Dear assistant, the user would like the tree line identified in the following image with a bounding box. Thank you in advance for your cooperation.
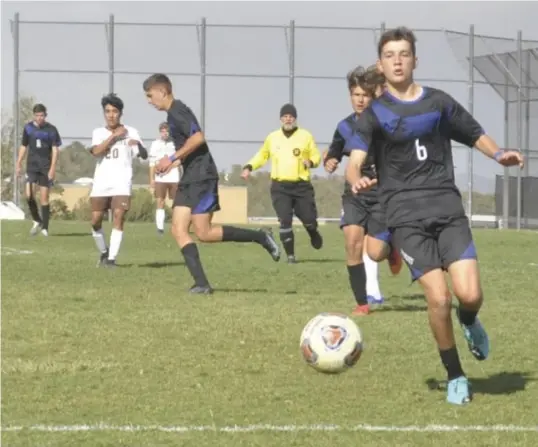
[1,98,496,221]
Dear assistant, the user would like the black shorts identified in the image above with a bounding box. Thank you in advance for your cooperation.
[340,192,390,242]
[26,171,52,188]
[391,215,476,281]
[173,179,221,215]
[270,180,317,226]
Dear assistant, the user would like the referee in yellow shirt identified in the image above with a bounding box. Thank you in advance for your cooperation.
[241,104,322,263]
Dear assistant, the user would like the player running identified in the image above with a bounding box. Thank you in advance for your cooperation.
[143,73,280,294]
[89,94,148,267]
[324,65,401,316]
[346,27,524,404]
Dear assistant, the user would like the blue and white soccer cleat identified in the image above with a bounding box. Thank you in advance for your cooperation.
[367,295,385,305]
[457,310,490,361]
[447,376,472,405]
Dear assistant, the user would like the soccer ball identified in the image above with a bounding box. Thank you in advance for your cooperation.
[300,313,363,374]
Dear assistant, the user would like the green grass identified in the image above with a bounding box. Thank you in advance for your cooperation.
[2,221,538,447]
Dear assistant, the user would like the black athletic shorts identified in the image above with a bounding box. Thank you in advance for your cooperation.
[173,179,221,214]
[340,192,390,242]
[270,180,318,226]
[391,215,476,281]
[26,170,52,188]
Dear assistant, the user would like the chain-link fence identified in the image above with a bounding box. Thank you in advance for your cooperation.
[7,15,538,228]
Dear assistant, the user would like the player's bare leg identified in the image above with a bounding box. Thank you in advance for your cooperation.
[190,213,280,261]
[25,182,42,236]
[91,208,108,266]
[362,236,384,304]
[367,236,402,275]
[38,185,51,236]
[448,259,489,361]
[172,206,213,293]
[343,225,369,316]
[418,269,470,405]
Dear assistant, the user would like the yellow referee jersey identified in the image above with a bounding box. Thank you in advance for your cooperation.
[245,128,321,182]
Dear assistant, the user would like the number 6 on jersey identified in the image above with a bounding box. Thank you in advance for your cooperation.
[415,139,428,161]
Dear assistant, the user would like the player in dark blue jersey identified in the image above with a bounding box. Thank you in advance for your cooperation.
[323,65,401,316]
[143,74,280,294]
[346,27,524,405]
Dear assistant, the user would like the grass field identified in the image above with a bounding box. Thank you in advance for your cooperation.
[2,221,538,447]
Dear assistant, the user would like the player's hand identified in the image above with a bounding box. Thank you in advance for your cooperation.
[47,169,55,181]
[495,150,524,168]
[241,169,251,180]
[156,155,172,173]
[15,165,22,177]
[302,160,313,168]
[351,177,377,194]
[324,157,339,174]
[112,126,127,139]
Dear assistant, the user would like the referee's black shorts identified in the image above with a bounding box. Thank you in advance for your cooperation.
[270,180,317,226]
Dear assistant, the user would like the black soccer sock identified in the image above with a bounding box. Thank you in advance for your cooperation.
[181,243,210,287]
[41,204,50,231]
[347,263,367,306]
[27,198,41,223]
[279,228,295,257]
[457,307,478,326]
[221,226,265,244]
[439,346,465,380]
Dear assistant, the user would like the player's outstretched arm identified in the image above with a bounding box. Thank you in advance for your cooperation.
[243,137,271,173]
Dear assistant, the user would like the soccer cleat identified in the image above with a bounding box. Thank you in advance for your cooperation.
[457,310,490,361]
[157,229,164,236]
[261,229,281,262]
[97,250,109,267]
[367,295,385,305]
[189,284,214,295]
[387,245,402,275]
[40,229,49,237]
[287,255,297,264]
[104,259,117,268]
[309,231,323,250]
[29,222,42,236]
[351,304,370,316]
[446,376,472,405]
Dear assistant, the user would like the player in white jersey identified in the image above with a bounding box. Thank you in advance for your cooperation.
[89,94,148,267]
[149,122,182,235]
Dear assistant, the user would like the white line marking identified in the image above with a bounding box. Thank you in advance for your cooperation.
[2,424,538,433]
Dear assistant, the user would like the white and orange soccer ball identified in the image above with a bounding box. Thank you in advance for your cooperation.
[300,313,363,374]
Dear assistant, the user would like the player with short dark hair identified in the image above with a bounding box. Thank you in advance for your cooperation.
[143,73,280,294]
[346,26,524,404]
[16,103,62,236]
[241,104,323,264]
[89,93,148,267]
[323,65,401,316]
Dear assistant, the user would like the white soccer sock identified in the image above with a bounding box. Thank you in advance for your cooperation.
[108,229,123,261]
[156,208,165,230]
[364,252,382,298]
[92,229,108,253]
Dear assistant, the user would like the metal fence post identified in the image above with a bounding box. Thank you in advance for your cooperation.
[12,12,20,206]
[200,17,207,130]
[524,47,531,229]
[516,30,523,230]
[289,20,295,104]
[467,25,475,222]
[502,75,510,228]
[107,14,115,223]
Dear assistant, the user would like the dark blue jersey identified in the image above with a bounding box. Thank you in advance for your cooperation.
[22,122,62,172]
[348,87,484,226]
[327,113,377,197]
[167,100,218,184]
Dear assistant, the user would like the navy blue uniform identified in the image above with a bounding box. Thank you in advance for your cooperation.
[167,100,220,214]
[349,88,484,279]
[327,113,388,241]
[22,122,62,187]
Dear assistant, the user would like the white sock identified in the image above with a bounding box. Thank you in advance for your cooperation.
[108,229,123,261]
[92,229,107,253]
[156,208,165,230]
[364,252,382,298]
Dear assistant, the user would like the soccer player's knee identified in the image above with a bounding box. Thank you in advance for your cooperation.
[344,236,363,259]
[427,293,453,313]
[454,285,483,308]
[194,227,211,242]
[303,221,318,231]
[279,219,293,231]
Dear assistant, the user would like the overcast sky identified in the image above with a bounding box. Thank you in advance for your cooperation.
[2,1,538,191]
